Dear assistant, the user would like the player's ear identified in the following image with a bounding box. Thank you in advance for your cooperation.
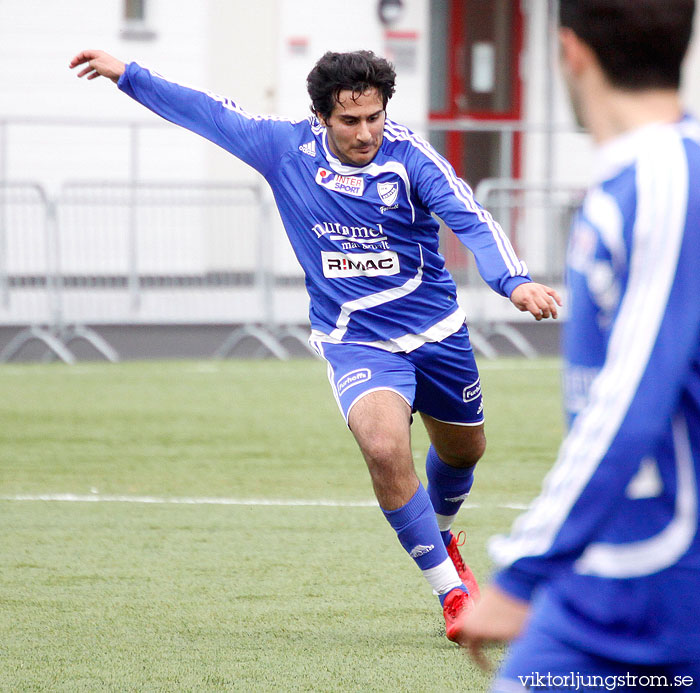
[559,27,595,77]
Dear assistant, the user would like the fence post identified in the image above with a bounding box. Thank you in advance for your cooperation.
[45,196,64,338]
[499,129,514,180]
[0,176,8,309]
[128,124,141,313]
[0,121,8,309]
[258,189,276,330]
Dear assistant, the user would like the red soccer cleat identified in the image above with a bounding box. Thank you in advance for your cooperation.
[446,531,481,602]
[443,587,474,643]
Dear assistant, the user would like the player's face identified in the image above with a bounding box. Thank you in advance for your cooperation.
[320,88,385,166]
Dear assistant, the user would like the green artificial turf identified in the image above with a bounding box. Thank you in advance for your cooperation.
[0,357,563,691]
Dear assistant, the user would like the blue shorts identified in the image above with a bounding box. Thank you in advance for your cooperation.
[311,324,484,426]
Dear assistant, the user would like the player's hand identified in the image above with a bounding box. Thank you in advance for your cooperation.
[510,282,562,320]
[456,584,531,671]
[69,49,126,84]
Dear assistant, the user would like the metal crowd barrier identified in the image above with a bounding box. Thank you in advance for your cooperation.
[444,178,586,358]
[0,181,311,363]
[0,182,81,362]
[0,179,585,363]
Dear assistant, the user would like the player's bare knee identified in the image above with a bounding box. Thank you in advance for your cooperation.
[438,430,486,468]
[464,436,486,466]
[357,431,410,480]
[361,436,404,470]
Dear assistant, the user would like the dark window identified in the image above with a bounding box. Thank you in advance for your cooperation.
[124,0,146,20]
[121,0,156,41]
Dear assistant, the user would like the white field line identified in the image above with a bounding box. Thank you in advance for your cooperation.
[479,360,559,371]
[0,493,529,510]
[0,360,560,376]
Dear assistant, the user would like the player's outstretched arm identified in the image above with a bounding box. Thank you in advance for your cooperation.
[510,282,562,321]
[70,49,126,84]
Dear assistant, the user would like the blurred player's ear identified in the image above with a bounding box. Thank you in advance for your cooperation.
[558,27,594,78]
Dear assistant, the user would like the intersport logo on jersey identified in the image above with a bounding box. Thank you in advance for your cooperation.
[315,167,365,196]
[322,251,400,277]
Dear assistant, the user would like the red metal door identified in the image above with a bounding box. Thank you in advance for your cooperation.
[429,0,524,266]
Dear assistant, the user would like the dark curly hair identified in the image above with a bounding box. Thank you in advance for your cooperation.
[560,0,695,89]
[306,50,396,121]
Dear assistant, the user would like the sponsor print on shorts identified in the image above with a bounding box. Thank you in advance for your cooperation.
[462,378,482,403]
[315,167,364,196]
[337,368,372,396]
[322,250,400,277]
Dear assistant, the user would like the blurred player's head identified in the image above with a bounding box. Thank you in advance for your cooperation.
[559,0,695,90]
[307,51,396,166]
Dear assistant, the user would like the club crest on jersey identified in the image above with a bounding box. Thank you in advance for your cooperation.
[315,168,365,197]
[377,181,399,207]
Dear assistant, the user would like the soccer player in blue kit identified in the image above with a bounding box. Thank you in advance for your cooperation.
[70,45,561,641]
[458,0,700,688]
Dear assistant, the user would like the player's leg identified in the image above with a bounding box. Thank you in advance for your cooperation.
[348,391,464,589]
[348,389,472,639]
[410,325,485,592]
[311,340,471,637]
[421,415,484,598]
[421,415,484,546]
[346,389,417,509]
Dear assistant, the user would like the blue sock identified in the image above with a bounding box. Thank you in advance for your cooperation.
[425,445,475,546]
[381,482,449,572]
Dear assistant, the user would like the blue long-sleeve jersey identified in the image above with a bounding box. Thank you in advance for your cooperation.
[490,117,700,662]
[118,63,530,351]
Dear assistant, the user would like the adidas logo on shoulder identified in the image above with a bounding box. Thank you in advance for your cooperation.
[299,141,316,157]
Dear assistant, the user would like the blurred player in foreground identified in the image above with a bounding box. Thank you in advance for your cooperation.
[457,0,700,687]
[69,45,560,642]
